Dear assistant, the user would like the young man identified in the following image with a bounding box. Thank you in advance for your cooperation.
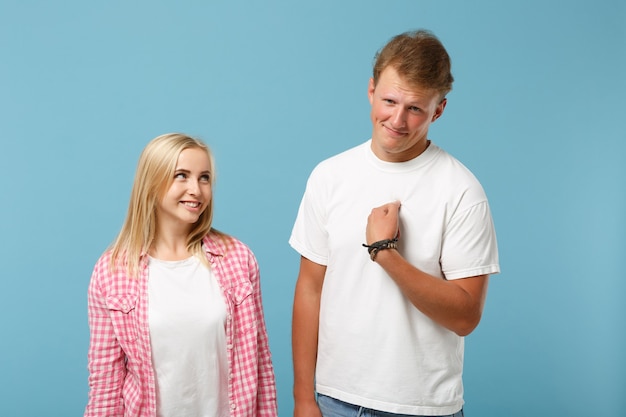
[289,30,500,417]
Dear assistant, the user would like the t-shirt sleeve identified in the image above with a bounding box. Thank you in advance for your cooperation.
[289,167,329,266]
[440,200,500,280]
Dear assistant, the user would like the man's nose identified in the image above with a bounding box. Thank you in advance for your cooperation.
[391,107,406,128]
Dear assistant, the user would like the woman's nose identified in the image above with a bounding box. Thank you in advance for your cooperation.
[187,180,200,195]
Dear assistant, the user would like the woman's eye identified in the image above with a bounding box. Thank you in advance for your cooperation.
[200,175,211,182]
[175,172,187,179]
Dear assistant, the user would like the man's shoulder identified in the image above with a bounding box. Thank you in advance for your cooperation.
[312,140,369,173]
[429,144,481,182]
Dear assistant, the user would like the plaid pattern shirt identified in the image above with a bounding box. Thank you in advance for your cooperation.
[85,234,278,417]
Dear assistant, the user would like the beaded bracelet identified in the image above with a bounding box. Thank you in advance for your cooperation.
[362,238,398,261]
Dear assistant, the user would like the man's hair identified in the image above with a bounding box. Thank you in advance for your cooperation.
[372,29,454,98]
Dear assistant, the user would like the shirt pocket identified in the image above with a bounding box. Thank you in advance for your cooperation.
[106,294,139,343]
[230,281,258,336]
[231,280,253,306]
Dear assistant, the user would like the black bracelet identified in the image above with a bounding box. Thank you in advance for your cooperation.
[362,238,398,261]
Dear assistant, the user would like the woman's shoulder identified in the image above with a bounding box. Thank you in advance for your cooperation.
[204,231,253,255]
[90,249,137,292]
[92,249,114,274]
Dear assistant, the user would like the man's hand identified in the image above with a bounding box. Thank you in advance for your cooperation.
[294,398,323,417]
[366,200,401,244]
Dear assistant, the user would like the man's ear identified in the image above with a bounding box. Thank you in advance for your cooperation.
[432,98,447,122]
[368,78,376,104]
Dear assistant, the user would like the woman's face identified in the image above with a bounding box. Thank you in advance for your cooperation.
[156,147,212,233]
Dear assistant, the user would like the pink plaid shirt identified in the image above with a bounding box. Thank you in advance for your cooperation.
[85,234,278,417]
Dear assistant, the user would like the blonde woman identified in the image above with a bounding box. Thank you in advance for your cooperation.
[85,133,277,417]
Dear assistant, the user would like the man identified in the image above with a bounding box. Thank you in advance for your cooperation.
[289,30,500,417]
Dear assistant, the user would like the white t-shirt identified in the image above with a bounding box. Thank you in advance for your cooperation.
[290,140,500,415]
[148,255,229,417]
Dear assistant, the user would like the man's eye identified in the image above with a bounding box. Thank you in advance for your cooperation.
[409,106,421,112]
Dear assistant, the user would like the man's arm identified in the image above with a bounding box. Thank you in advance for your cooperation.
[292,256,326,417]
[366,201,489,336]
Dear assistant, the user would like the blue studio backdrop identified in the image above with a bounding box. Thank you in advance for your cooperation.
[1,1,624,416]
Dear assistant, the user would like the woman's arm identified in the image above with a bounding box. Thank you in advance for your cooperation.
[84,266,126,417]
[250,253,278,417]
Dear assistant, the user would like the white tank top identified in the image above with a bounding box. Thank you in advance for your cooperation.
[148,255,229,417]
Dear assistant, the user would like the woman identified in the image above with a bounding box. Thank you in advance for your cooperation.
[85,133,277,417]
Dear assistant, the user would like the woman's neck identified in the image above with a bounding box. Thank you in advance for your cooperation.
[150,230,192,261]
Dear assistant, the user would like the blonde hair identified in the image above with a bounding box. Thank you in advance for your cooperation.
[110,133,225,277]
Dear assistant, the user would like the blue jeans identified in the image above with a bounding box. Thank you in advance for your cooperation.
[317,394,464,417]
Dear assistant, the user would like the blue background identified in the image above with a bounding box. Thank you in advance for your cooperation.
[1,1,624,415]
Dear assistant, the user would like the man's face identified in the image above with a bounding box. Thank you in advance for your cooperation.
[368,66,446,162]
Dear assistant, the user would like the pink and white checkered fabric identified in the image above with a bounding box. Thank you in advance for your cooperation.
[84,234,278,417]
